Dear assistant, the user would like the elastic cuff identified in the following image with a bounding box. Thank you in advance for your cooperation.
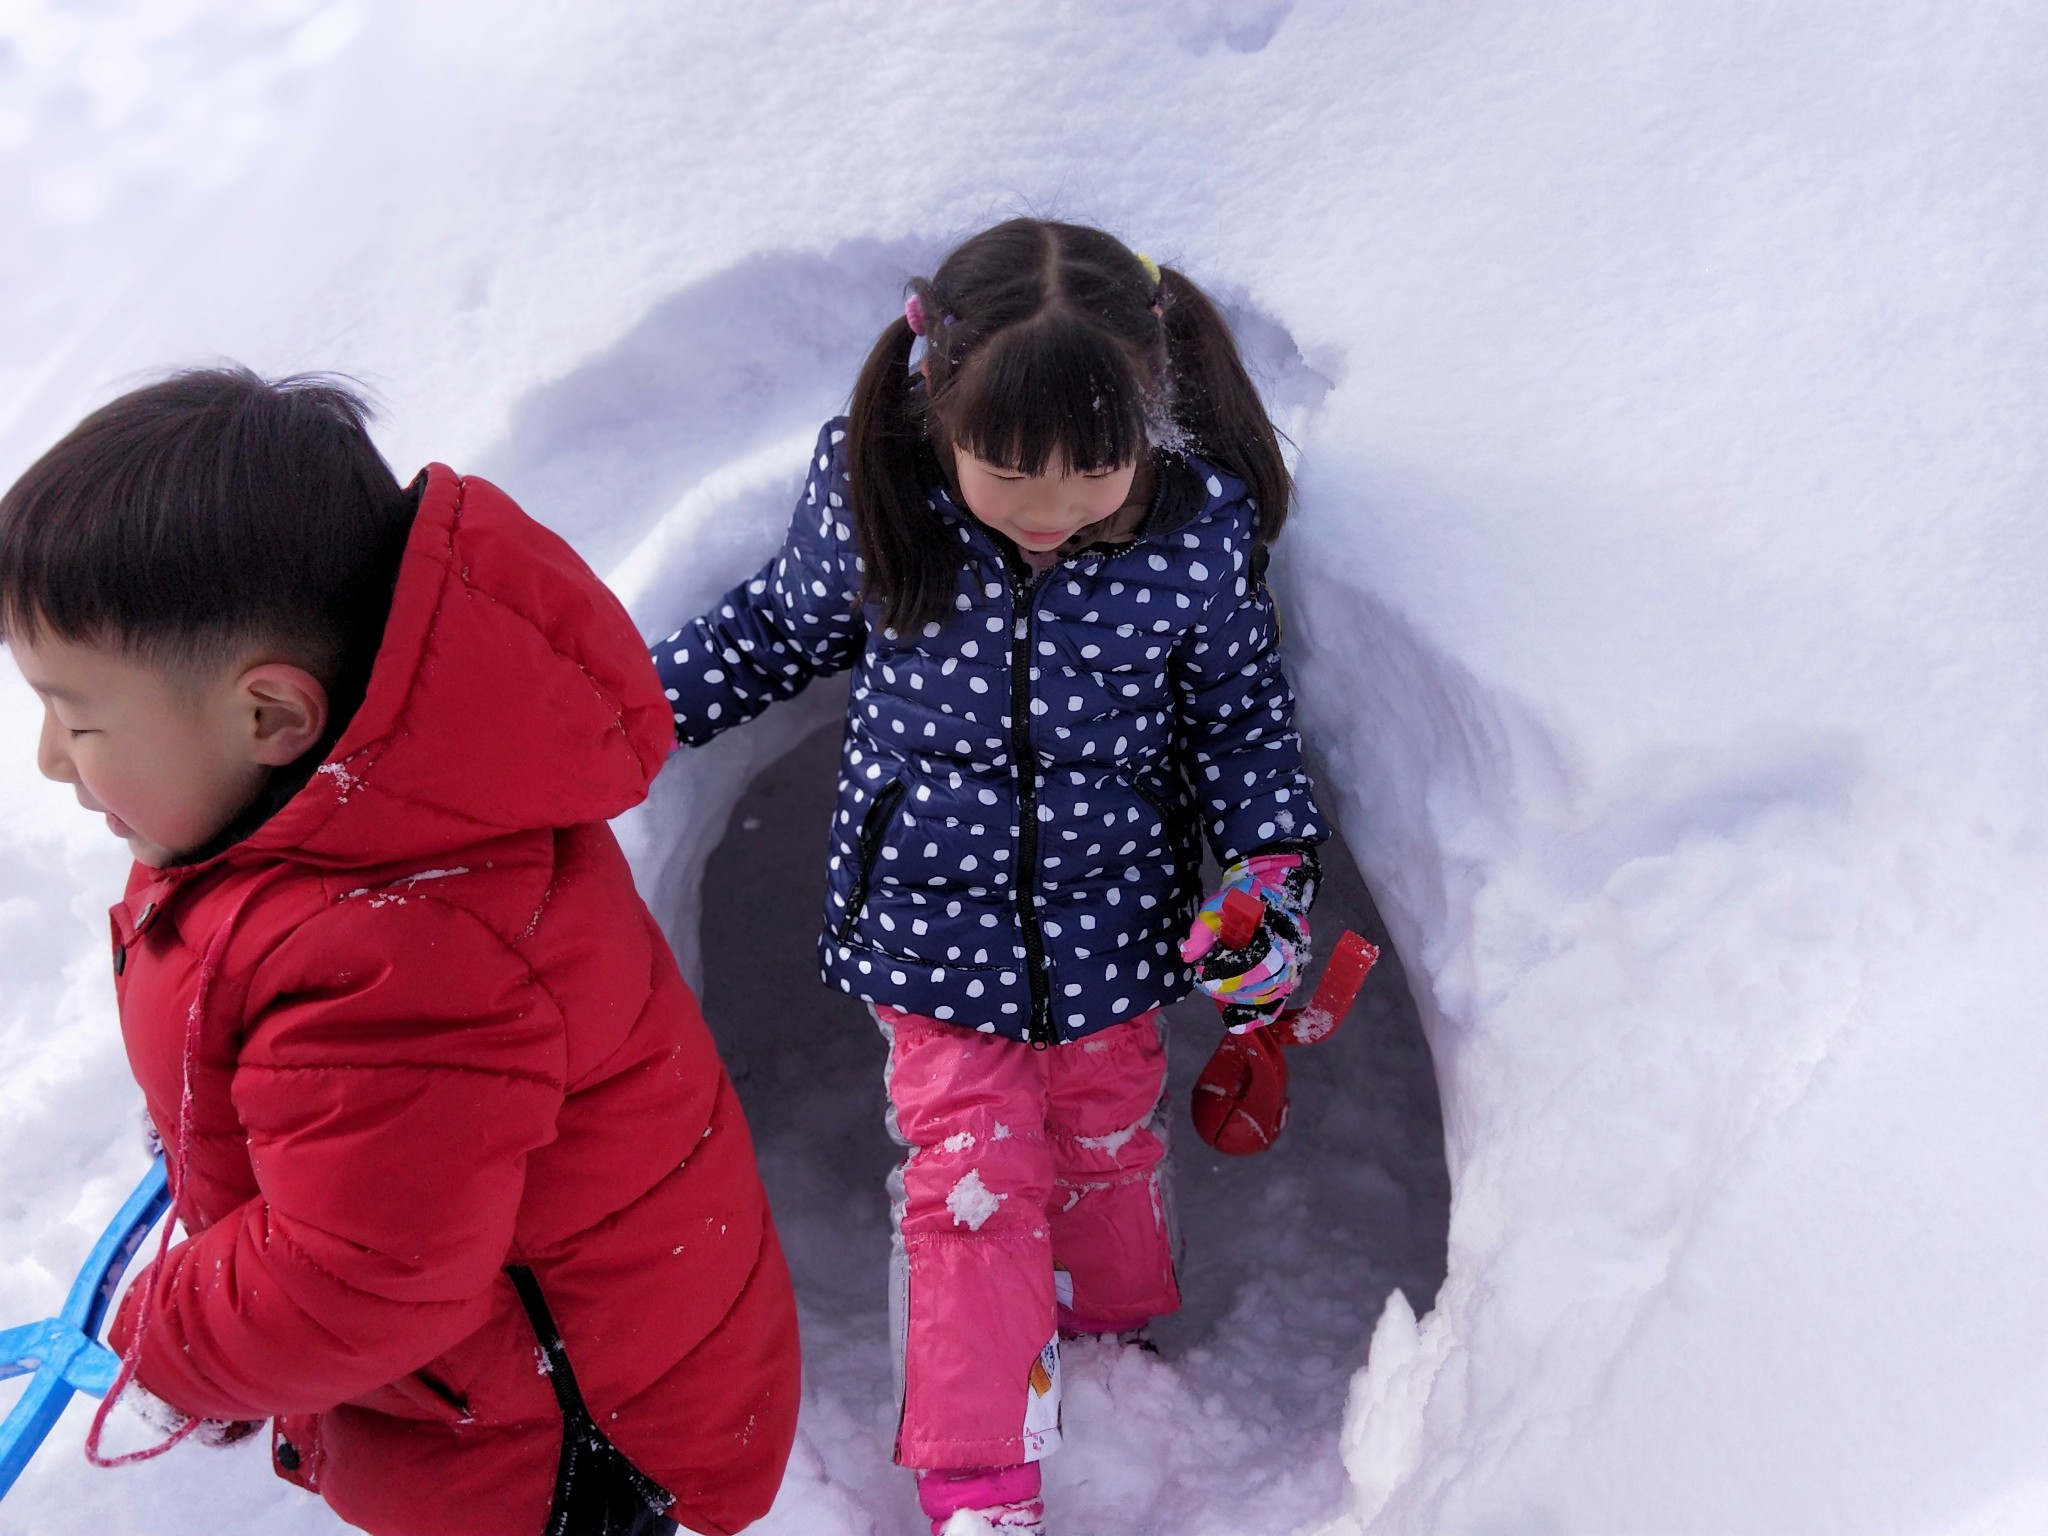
[123,1382,262,1449]
[121,1379,192,1438]
[916,1464,1043,1521]
[1236,841,1321,911]
[1239,839,1321,872]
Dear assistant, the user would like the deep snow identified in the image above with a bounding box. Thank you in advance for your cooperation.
[3,2,2046,1534]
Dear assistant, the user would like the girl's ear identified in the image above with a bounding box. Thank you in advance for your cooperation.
[235,663,330,766]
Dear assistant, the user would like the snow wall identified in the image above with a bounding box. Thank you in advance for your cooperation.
[1,3,2043,1533]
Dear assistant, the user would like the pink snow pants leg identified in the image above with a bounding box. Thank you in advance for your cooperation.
[878,1006,1180,1471]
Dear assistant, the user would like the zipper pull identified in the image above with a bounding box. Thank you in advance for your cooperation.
[1028,996,1055,1049]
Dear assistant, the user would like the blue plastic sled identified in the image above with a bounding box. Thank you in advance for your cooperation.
[0,1159,170,1499]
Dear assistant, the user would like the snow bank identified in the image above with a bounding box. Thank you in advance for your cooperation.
[1271,7,2048,1529]
[2,2,2043,1533]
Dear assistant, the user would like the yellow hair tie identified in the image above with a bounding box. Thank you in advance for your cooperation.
[1136,252,1162,290]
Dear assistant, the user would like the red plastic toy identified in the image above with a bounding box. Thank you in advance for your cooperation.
[1189,890,1380,1156]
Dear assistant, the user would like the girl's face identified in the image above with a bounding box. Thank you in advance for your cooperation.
[951,449,1140,555]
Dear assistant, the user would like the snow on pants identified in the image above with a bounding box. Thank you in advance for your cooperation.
[876,1005,1182,1471]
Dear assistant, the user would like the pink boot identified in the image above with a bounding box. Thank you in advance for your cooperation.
[917,1464,1047,1535]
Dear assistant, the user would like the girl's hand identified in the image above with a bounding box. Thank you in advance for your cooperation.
[1179,850,1319,1032]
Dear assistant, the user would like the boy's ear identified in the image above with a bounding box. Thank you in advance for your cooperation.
[236,664,330,767]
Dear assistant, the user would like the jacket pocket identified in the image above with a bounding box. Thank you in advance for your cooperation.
[359,1366,475,1426]
[837,778,907,941]
[1129,774,1174,829]
[1127,770,1196,854]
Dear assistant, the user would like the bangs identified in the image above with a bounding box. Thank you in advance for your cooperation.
[936,310,1153,475]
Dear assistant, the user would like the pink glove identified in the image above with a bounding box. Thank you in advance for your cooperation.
[1179,850,1318,1032]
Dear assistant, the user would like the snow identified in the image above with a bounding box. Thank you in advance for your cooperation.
[3,3,2045,1535]
[944,1170,1005,1234]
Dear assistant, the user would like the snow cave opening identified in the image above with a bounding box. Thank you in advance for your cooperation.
[479,234,1451,1465]
[689,716,1450,1437]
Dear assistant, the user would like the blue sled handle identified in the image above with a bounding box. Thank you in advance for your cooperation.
[0,1159,171,1499]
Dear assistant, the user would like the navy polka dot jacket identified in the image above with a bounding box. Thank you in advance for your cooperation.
[654,420,1327,1045]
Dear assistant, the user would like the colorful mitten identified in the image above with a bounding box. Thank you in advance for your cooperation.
[1179,849,1319,1032]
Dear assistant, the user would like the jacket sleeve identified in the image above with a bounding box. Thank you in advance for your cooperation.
[110,899,565,1420]
[1172,520,1329,868]
[653,420,867,747]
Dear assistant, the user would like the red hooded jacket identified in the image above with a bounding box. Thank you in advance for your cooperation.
[103,466,798,1535]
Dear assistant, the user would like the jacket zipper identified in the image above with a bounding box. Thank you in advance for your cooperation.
[997,544,1056,1047]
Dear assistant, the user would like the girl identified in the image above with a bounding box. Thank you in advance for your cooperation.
[653,218,1326,1535]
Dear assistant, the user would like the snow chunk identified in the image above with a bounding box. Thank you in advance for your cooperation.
[945,1169,1005,1231]
[315,761,364,802]
[1073,1122,1142,1157]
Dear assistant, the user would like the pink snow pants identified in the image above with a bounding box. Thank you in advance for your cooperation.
[877,1006,1182,1470]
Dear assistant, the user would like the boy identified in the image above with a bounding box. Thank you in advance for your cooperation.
[0,369,799,1536]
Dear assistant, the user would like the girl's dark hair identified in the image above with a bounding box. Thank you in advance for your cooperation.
[847,219,1291,632]
[0,366,416,724]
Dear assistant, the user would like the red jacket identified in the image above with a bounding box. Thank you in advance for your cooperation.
[104,466,798,1536]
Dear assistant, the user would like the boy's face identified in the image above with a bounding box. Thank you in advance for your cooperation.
[9,632,328,868]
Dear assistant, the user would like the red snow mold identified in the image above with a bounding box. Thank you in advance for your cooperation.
[1191,908,1380,1155]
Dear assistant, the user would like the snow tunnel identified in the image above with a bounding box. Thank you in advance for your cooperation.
[679,718,1450,1508]
[557,238,1455,1529]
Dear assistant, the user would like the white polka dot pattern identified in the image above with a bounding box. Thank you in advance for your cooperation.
[652,419,1326,1043]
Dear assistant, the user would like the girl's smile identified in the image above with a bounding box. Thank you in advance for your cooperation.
[949,449,1149,558]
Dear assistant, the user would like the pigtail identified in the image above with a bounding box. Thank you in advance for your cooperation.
[1156,267,1293,543]
[846,228,1287,632]
[846,310,956,634]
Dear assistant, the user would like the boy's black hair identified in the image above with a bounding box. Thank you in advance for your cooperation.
[847,219,1292,632]
[0,366,417,728]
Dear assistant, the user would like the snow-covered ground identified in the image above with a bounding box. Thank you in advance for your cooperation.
[3,3,2044,1534]
[671,721,1446,1536]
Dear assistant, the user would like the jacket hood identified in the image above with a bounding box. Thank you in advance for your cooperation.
[218,465,670,873]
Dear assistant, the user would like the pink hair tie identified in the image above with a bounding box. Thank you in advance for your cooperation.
[904,293,928,337]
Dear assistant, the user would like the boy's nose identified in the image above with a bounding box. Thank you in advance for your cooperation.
[35,710,76,784]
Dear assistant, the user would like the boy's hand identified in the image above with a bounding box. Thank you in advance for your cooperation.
[1179,849,1318,1032]
[121,1377,262,1449]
